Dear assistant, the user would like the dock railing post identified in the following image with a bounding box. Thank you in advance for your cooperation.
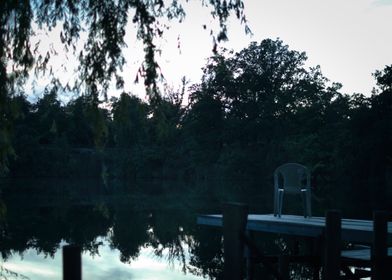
[63,245,82,280]
[223,202,249,280]
[323,210,341,280]
[372,210,388,280]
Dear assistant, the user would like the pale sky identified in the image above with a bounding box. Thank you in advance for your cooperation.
[28,0,392,101]
[154,0,392,96]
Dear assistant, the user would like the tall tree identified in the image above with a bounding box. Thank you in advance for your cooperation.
[112,92,148,148]
[189,39,342,179]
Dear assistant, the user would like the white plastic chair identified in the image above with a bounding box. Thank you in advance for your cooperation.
[273,163,312,218]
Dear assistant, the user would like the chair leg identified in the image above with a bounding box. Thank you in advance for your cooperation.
[306,192,312,218]
[278,190,284,217]
[301,190,307,218]
[274,189,278,216]
[301,190,312,218]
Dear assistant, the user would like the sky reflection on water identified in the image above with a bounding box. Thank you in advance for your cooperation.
[3,238,204,280]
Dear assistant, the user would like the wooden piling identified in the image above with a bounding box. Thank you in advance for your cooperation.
[372,211,388,280]
[245,230,255,280]
[324,210,341,280]
[223,202,249,280]
[278,254,290,280]
[63,245,82,280]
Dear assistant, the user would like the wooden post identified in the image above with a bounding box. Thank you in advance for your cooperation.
[323,210,341,280]
[311,236,322,280]
[63,245,82,280]
[223,202,249,280]
[278,254,290,280]
[245,230,255,280]
[372,211,388,280]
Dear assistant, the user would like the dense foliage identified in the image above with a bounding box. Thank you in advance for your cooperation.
[6,39,392,212]
[0,0,248,175]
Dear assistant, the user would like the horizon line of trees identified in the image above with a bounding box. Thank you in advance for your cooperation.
[4,39,392,210]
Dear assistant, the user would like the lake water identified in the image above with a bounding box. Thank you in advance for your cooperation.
[0,178,365,279]
[0,178,273,280]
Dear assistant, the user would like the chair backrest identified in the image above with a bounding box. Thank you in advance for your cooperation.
[274,163,310,194]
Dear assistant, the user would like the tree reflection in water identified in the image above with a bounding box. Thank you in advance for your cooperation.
[0,180,344,279]
[0,178,324,279]
[0,179,227,279]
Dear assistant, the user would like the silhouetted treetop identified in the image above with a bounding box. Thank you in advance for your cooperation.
[197,39,339,119]
[374,65,392,92]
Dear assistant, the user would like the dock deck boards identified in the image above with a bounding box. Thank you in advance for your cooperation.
[197,214,392,243]
[341,247,392,261]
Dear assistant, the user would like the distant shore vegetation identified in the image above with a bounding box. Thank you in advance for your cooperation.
[2,39,392,210]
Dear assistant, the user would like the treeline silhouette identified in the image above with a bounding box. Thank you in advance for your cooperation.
[7,39,392,210]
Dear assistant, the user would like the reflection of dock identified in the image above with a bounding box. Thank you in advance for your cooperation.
[197,203,392,279]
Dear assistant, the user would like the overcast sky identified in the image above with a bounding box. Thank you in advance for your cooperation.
[29,0,392,101]
[152,0,392,97]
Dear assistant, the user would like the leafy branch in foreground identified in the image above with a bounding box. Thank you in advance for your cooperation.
[0,0,249,175]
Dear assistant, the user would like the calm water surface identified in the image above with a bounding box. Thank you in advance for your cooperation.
[1,177,358,279]
[0,178,269,280]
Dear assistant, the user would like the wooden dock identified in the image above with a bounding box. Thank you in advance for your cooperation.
[342,247,392,260]
[197,204,392,280]
[197,213,392,243]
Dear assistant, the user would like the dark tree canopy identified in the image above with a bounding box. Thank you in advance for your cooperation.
[0,0,248,174]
